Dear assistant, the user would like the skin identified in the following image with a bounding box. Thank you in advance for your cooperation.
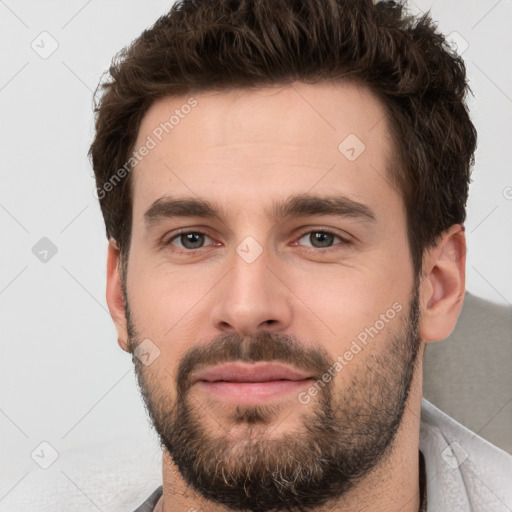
[106,81,466,511]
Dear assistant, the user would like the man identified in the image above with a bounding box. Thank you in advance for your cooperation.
[89,0,512,511]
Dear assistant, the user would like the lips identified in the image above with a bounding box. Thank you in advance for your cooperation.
[190,362,313,384]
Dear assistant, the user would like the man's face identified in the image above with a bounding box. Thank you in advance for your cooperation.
[121,82,421,510]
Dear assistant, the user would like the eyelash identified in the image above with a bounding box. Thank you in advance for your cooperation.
[162,228,351,253]
[294,230,351,252]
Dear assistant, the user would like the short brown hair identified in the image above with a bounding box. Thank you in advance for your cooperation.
[89,0,476,277]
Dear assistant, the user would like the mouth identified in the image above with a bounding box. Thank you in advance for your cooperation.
[190,362,315,403]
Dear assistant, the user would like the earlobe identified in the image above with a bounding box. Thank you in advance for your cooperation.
[106,239,130,352]
[419,225,466,342]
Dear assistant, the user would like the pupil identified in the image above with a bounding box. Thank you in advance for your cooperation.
[311,232,333,248]
[182,233,204,249]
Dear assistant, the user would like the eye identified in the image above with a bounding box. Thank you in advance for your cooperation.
[297,230,346,249]
[167,231,214,250]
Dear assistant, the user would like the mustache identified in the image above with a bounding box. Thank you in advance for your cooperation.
[175,331,333,394]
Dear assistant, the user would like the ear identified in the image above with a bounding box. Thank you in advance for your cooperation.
[106,238,130,352]
[419,224,466,342]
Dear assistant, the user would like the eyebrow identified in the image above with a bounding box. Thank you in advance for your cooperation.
[267,193,376,223]
[143,193,376,229]
[144,197,224,228]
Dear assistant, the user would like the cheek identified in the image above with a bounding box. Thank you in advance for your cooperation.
[127,248,213,333]
[126,255,222,382]
[287,259,407,346]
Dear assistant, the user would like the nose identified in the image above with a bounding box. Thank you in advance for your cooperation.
[210,244,293,337]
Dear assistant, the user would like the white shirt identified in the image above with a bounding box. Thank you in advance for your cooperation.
[4,400,510,511]
[419,399,512,511]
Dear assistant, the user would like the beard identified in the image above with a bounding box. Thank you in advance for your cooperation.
[124,282,421,512]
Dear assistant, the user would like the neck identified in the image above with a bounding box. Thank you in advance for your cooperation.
[157,353,425,512]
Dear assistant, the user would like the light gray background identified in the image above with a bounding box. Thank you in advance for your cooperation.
[1,0,511,510]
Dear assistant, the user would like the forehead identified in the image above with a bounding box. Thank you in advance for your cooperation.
[130,81,400,222]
